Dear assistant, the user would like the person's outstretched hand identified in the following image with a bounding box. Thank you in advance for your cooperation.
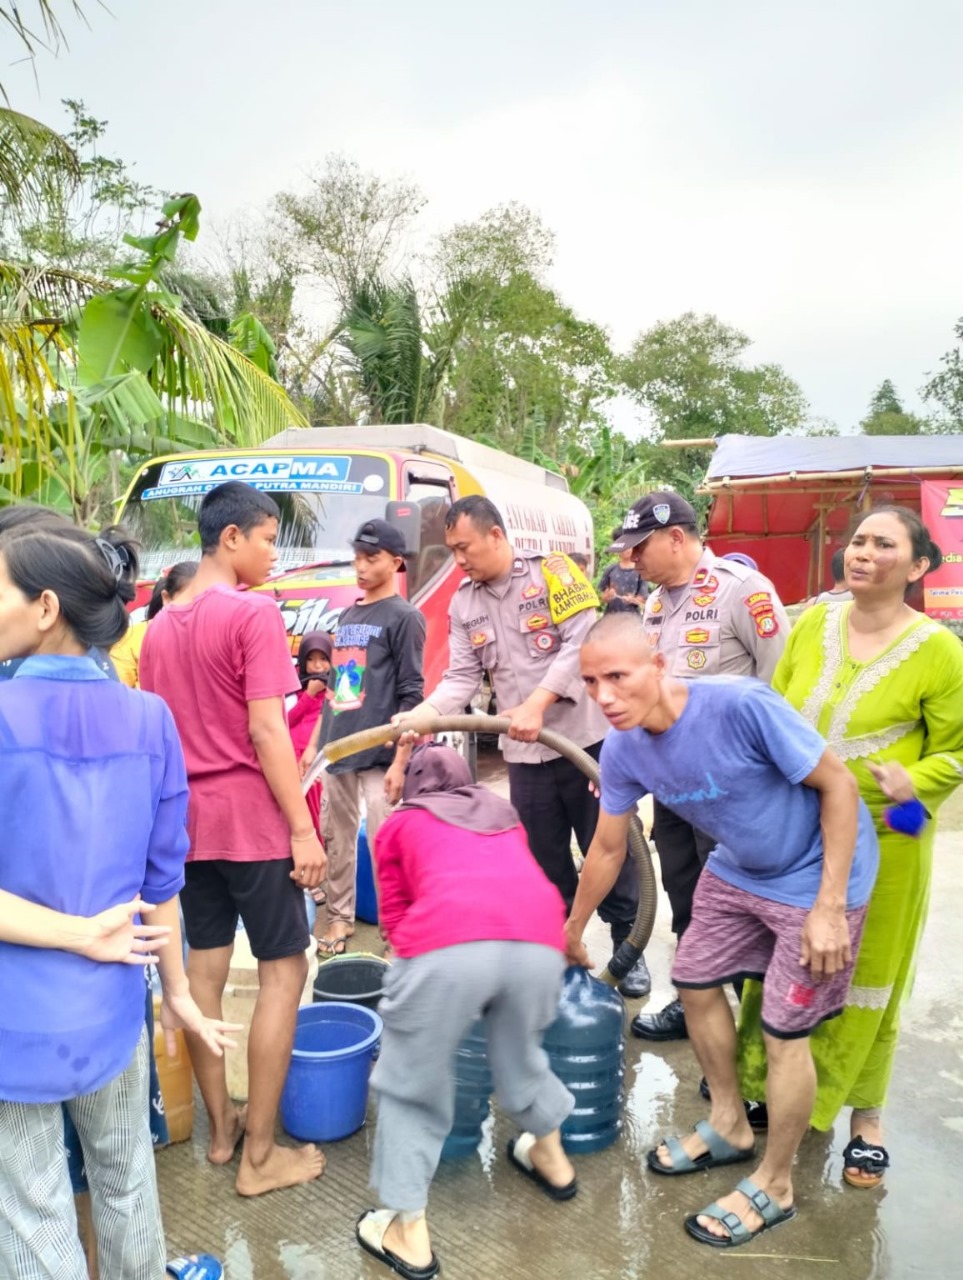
[564,919,592,969]
[159,987,242,1059]
[75,898,171,965]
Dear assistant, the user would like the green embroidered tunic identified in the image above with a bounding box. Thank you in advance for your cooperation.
[737,603,963,1126]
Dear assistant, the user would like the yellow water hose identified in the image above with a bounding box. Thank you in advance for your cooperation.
[305,715,656,986]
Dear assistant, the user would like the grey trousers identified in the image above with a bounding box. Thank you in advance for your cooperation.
[370,941,574,1212]
[0,1029,165,1280]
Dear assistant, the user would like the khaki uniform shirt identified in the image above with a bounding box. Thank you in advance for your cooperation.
[642,548,788,682]
[429,549,609,763]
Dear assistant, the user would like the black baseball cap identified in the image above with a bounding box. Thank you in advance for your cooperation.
[352,518,407,569]
[607,491,698,553]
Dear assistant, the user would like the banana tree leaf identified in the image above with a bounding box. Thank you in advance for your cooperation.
[229,312,277,377]
[77,291,163,385]
[163,194,202,240]
[0,459,43,496]
[75,370,166,429]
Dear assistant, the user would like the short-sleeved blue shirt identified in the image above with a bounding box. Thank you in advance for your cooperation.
[0,655,189,1103]
[600,677,878,910]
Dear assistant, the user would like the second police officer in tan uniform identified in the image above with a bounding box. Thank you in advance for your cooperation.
[608,490,789,1040]
[398,494,651,997]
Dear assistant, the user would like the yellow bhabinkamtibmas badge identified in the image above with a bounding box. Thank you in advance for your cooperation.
[541,554,600,625]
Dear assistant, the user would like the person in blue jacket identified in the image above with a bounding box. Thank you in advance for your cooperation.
[0,512,236,1280]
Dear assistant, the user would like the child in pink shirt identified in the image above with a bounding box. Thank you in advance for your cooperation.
[289,630,332,833]
[289,631,332,928]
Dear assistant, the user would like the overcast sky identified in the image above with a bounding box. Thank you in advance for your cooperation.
[6,0,963,432]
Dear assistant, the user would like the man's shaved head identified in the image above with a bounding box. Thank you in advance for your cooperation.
[581,610,673,732]
[584,610,653,656]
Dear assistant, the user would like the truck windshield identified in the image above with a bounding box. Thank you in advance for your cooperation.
[121,453,393,580]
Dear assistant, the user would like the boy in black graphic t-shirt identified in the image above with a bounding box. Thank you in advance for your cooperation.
[301,520,425,956]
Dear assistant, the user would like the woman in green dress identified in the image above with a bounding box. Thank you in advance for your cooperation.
[737,506,963,1187]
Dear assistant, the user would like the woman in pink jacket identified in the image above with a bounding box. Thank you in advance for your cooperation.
[356,743,577,1280]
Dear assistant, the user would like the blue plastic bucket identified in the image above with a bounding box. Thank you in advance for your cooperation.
[281,1002,383,1142]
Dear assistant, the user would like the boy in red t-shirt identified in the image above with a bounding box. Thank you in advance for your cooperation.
[141,481,326,1197]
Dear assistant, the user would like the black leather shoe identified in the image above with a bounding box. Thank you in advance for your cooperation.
[699,1077,769,1130]
[617,953,652,999]
[631,997,687,1041]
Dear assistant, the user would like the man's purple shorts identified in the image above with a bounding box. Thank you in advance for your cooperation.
[672,869,868,1039]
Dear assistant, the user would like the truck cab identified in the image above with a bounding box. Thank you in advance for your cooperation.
[118,425,594,691]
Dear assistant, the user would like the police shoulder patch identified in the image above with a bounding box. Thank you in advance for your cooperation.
[541,554,599,625]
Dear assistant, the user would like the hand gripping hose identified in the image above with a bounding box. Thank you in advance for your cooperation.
[303,715,657,986]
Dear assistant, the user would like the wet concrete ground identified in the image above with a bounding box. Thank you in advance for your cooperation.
[157,757,962,1279]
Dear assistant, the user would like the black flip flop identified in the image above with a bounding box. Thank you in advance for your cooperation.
[507,1135,577,1201]
[355,1211,439,1280]
[842,1135,889,1188]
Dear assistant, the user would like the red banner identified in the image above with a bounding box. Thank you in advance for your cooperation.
[920,481,963,619]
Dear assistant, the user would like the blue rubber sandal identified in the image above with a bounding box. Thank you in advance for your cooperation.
[166,1255,223,1279]
[684,1177,797,1248]
[646,1120,756,1176]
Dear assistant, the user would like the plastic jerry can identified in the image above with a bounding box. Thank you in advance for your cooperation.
[152,996,195,1144]
[543,966,625,1154]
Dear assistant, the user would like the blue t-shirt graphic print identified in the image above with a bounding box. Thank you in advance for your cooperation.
[599,677,878,910]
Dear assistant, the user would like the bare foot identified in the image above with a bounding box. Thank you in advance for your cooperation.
[695,1177,793,1241]
[235,1142,325,1196]
[382,1214,434,1270]
[652,1112,753,1171]
[528,1135,576,1189]
[208,1105,247,1166]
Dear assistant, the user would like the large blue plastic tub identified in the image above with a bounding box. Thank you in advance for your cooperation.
[281,1002,383,1142]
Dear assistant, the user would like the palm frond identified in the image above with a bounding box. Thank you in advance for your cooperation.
[339,275,425,423]
[0,106,79,217]
[150,301,307,443]
[0,3,91,101]
[1,257,307,515]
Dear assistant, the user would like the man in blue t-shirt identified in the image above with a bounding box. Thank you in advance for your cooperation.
[565,612,878,1250]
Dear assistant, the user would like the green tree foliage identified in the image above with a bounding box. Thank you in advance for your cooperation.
[1,196,306,521]
[1,99,155,272]
[431,201,555,284]
[427,204,616,459]
[273,155,425,305]
[437,270,616,457]
[562,424,648,551]
[339,275,438,424]
[921,319,963,433]
[860,378,929,435]
[620,312,809,442]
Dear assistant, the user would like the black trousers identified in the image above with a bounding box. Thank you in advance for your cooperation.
[508,742,639,943]
[651,800,717,938]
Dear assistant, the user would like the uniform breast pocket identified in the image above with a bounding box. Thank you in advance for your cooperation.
[673,624,721,676]
[465,623,497,670]
[518,610,560,661]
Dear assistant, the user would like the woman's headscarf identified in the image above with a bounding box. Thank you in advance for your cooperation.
[297,630,333,682]
[398,742,520,834]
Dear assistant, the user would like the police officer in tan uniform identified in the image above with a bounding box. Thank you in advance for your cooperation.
[611,491,789,1039]
[398,494,650,997]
